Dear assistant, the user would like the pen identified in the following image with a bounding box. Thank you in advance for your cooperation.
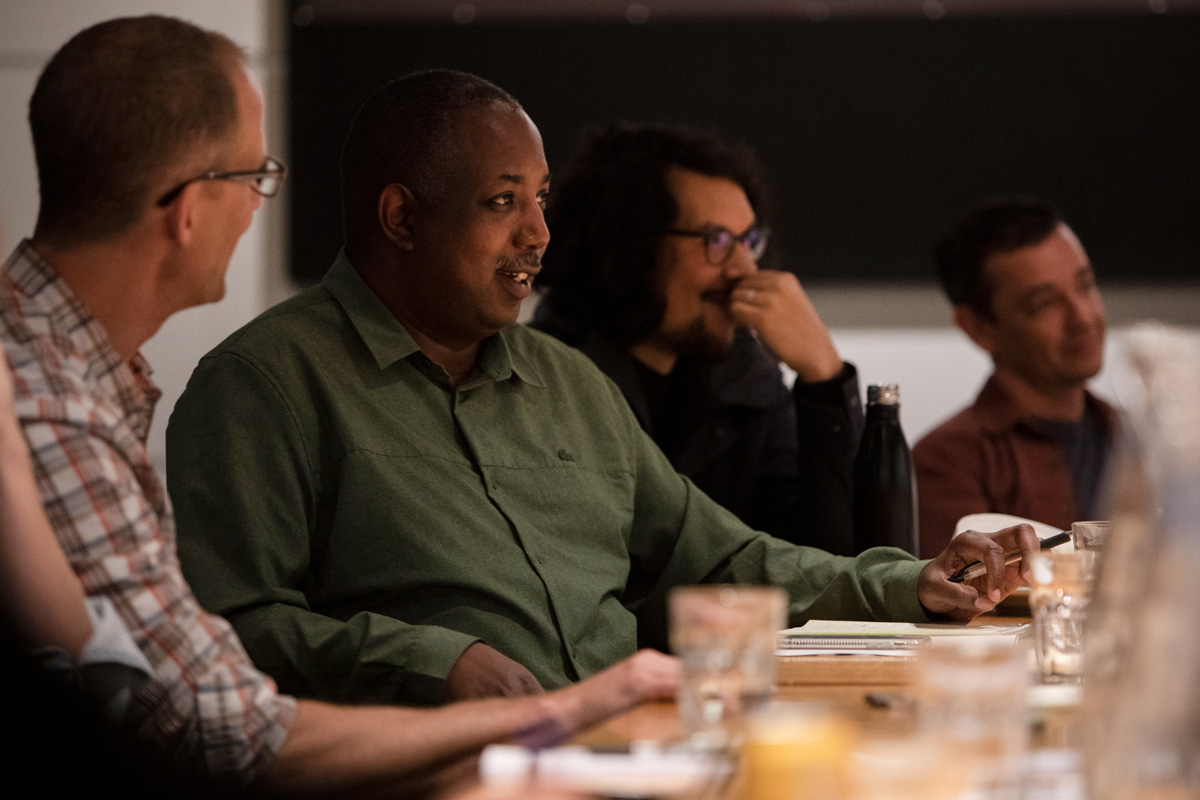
[948,530,1072,583]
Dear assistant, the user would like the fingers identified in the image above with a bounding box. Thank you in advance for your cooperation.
[630,649,681,701]
[959,530,1008,603]
[917,559,994,620]
[1011,523,1040,584]
[557,651,680,736]
[728,271,841,382]
[510,670,545,696]
[445,642,544,701]
[728,271,799,315]
[607,649,681,704]
[918,523,1043,620]
[964,524,1037,592]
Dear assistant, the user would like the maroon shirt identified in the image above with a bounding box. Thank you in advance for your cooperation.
[913,376,1118,559]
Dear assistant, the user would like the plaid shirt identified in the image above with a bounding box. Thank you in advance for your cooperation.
[1,241,294,781]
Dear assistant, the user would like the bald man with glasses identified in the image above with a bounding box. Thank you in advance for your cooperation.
[534,123,862,556]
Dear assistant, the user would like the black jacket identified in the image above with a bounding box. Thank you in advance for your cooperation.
[531,306,863,555]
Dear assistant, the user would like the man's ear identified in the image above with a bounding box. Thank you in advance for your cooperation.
[162,185,197,247]
[378,183,416,251]
[954,304,997,356]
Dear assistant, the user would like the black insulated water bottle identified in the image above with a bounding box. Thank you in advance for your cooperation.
[853,383,918,556]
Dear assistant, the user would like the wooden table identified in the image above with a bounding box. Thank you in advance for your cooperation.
[576,616,1079,752]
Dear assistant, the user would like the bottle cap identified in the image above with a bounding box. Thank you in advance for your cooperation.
[867,383,900,405]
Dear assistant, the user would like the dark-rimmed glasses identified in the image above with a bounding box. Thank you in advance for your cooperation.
[155,155,288,207]
[662,225,770,265]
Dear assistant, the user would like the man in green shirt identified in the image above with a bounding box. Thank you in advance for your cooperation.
[167,69,1036,707]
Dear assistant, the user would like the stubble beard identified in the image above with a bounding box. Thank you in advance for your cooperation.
[660,315,737,362]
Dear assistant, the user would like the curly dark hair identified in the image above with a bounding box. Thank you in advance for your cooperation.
[933,196,1064,317]
[538,123,772,346]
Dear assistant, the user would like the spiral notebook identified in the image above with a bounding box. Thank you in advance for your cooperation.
[777,620,1030,656]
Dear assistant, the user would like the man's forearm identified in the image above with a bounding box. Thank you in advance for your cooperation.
[265,696,560,798]
[264,649,679,797]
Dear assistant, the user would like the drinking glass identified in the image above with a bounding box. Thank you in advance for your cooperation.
[848,729,963,800]
[1072,520,1112,553]
[1029,548,1095,684]
[916,636,1029,799]
[668,585,787,749]
[742,702,856,800]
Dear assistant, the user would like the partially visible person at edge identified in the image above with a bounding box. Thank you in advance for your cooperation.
[532,123,861,556]
[2,342,214,798]
[913,197,1116,559]
[1,15,677,795]
[166,68,1039,712]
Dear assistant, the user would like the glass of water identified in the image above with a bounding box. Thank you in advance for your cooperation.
[1030,548,1095,684]
[668,585,787,750]
[1072,520,1112,553]
[916,636,1030,799]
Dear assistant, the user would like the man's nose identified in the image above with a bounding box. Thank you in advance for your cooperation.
[1067,290,1104,327]
[517,202,550,251]
[722,243,758,279]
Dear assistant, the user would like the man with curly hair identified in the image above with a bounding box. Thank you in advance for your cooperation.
[535,124,861,555]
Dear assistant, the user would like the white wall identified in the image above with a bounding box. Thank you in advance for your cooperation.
[0,0,286,472]
[2,1,1196,472]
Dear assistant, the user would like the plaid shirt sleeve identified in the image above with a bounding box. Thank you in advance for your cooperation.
[3,242,296,782]
[0,257,298,782]
[21,409,296,781]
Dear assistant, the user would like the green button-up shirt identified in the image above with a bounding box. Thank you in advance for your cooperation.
[168,251,928,706]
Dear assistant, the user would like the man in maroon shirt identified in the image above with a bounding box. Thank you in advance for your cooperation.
[914,197,1117,559]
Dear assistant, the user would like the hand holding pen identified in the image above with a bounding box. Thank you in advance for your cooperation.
[948,530,1073,583]
[915,523,1043,621]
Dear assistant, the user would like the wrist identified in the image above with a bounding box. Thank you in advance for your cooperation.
[791,355,843,384]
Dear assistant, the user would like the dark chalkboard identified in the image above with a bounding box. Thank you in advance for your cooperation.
[288,8,1200,284]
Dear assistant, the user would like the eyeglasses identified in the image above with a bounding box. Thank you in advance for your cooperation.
[662,225,771,265]
[155,155,288,207]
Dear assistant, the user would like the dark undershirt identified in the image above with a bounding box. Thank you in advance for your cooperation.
[1039,404,1109,519]
[633,357,697,461]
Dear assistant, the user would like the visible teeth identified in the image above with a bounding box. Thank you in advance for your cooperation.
[513,272,528,281]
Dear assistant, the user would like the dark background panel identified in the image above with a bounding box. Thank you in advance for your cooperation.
[288,11,1200,284]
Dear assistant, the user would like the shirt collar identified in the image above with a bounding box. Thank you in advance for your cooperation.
[9,240,160,435]
[321,250,420,370]
[973,376,1028,434]
[320,249,544,388]
[973,374,1116,437]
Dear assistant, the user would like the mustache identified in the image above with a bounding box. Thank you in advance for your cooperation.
[700,284,735,305]
[497,254,542,271]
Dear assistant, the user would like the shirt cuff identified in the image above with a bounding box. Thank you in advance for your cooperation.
[855,552,931,623]
[882,558,935,622]
[394,627,483,704]
[792,361,859,408]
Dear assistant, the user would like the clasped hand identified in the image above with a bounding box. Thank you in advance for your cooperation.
[728,270,842,383]
[917,523,1040,620]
